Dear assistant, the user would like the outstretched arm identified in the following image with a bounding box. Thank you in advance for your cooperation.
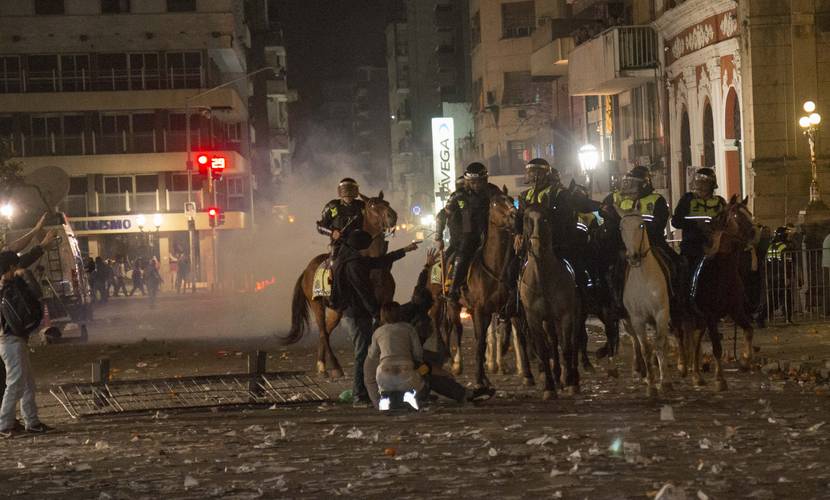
[5,213,48,252]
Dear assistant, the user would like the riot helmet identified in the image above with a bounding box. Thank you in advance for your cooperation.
[464,162,488,194]
[338,178,360,203]
[524,158,551,186]
[693,168,717,198]
[620,165,652,198]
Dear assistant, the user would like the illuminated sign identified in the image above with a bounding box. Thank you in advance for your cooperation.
[73,219,133,231]
[431,117,456,212]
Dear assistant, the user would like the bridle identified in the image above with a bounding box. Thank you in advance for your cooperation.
[621,213,651,267]
[365,198,396,239]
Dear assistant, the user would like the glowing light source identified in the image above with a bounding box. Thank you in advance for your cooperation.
[197,154,209,165]
[0,203,14,219]
[609,437,623,455]
[152,213,162,228]
[578,144,600,173]
[804,100,816,113]
[411,205,422,216]
[809,112,822,125]
[136,214,146,228]
[420,214,435,226]
[800,116,812,129]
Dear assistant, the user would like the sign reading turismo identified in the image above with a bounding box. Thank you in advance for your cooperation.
[431,117,457,213]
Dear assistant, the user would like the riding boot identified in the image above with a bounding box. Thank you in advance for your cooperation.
[448,254,471,302]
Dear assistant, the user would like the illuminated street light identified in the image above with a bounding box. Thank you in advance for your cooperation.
[152,213,163,229]
[578,144,600,173]
[0,203,14,219]
[136,214,146,230]
[798,101,823,206]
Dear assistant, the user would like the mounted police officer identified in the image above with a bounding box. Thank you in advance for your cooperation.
[434,176,467,262]
[444,162,501,302]
[317,178,365,249]
[671,167,726,298]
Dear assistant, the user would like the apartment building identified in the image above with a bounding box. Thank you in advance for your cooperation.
[0,0,255,286]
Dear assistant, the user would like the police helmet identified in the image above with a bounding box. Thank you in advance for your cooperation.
[524,158,551,185]
[464,162,488,180]
[693,167,718,192]
[621,165,651,195]
[774,226,788,240]
[338,178,360,199]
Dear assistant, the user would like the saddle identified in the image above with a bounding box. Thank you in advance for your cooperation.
[312,259,333,299]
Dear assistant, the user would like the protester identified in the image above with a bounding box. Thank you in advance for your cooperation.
[93,256,110,303]
[129,259,146,296]
[146,257,162,308]
[329,229,420,407]
[364,302,424,410]
[0,228,57,437]
[111,256,128,297]
[176,253,190,293]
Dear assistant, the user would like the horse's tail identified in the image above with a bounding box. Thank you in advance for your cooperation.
[284,273,309,344]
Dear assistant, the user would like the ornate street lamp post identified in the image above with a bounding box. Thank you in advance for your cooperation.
[799,100,824,208]
[578,144,600,192]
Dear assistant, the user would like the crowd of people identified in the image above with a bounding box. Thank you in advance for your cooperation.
[84,250,193,306]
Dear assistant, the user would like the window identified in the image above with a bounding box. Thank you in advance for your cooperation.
[98,113,130,153]
[101,0,130,13]
[0,56,21,93]
[29,115,61,155]
[129,53,160,90]
[60,55,90,91]
[502,71,547,106]
[27,55,59,92]
[131,113,156,152]
[171,173,202,191]
[471,11,481,47]
[472,78,483,110]
[135,175,158,192]
[501,1,535,39]
[166,52,202,88]
[226,177,246,211]
[166,0,196,12]
[103,176,133,193]
[96,53,128,90]
[507,140,530,174]
[35,0,64,15]
[61,114,85,154]
[69,177,87,195]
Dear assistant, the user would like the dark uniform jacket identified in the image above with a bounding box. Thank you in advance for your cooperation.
[443,183,502,236]
[515,182,593,249]
[330,244,407,318]
[671,193,726,257]
[317,199,366,237]
[435,189,465,243]
[602,189,670,245]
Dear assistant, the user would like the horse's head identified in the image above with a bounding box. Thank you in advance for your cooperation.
[618,208,650,266]
[523,204,550,255]
[361,191,397,236]
[707,195,754,256]
[489,191,516,232]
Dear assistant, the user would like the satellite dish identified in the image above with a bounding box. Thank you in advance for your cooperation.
[22,165,70,210]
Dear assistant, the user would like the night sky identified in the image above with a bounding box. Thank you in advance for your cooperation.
[272,0,391,129]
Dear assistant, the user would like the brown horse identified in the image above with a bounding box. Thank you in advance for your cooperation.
[445,191,517,388]
[285,192,397,377]
[685,196,756,390]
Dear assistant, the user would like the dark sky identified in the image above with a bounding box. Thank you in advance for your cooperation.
[272,0,391,125]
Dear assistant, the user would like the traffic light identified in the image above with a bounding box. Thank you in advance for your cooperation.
[197,153,210,177]
[207,207,218,227]
[195,153,226,180]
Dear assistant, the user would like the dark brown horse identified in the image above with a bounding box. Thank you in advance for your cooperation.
[445,191,517,388]
[685,196,756,390]
[285,193,397,377]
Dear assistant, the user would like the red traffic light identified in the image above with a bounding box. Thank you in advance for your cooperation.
[197,154,209,165]
[208,208,218,216]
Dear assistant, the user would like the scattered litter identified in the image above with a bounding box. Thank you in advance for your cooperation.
[710,463,723,474]
[526,435,557,446]
[136,362,148,368]
[94,440,109,450]
[550,468,565,477]
[99,493,112,500]
[152,411,169,420]
[488,447,498,457]
[223,430,237,437]
[236,464,256,473]
[244,425,264,433]
[384,447,397,457]
[654,482,687,500]
[568,450,582,463]
[697,491,709,500]
[504,423,522,431]
[699,438,712,450]
[588,443,601,456]
[184,476,199,489]
[807,421,825,432]
[130,435,140,442]
[263,475,287,489]
[16,462,24,469]
[346,427,364,439]
[660,405,675,421]
[74,463,92,472]
[395,452,420,461]
[338,390,353,404]
[777,477,792,483]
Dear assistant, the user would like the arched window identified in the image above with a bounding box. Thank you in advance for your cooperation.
[703,101,715,168]
[680,108,692,192]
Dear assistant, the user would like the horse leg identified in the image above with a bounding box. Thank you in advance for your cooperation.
[632,317,655,397]
[604,315,620,378]
[309,301,328,375]
[674,323,687,378]
[690,324,705,387]
[654,311,673,393]
[735,314,755,371]
[452,314,464,375]
[528,317,556,400]
[512,317,535,386]
[624,320,646,380]
[324,309,344,378]
[709,322,727,392]
[560,314,580,395]
[497,318,513,375]
[579,312,595,372]
[473,309,492,388]
[485,319,497,374]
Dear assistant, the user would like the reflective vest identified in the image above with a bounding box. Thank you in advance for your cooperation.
[577,212,596,233]
[524,185,560,205]
[686,196,724,223]
[613,192,661,223]
[767,241,789,262]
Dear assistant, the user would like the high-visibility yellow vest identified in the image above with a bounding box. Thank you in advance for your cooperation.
[576,212,596,233]
[613,191,661,220]
[767,241,788,261]
[686,196,724,223]
[524,185,560,205]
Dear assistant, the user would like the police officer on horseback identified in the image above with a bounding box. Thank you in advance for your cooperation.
[671,167,726,298]
[444,162,501,302]
[434,175,466,261]
[317,178,365,247]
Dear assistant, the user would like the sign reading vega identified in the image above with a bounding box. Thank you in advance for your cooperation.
[431,117,456,213]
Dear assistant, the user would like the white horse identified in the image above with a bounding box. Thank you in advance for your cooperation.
[619,211,673,397]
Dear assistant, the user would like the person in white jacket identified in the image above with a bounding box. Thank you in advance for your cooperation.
[365,302,424,409]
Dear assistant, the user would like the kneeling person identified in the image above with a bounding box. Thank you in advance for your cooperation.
[367,302,424,410]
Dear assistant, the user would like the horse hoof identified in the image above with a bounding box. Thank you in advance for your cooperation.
[316,361,326,374]
[542,390,557,400]
[678,366,688,378]
[715,379,728,392]
[329,368,344,379]
[692,375,705,387]
[738,358,752,372]
[498,366,513,376]
[486,364,497,374]
[522,377,535,387]
[606,367,619,379]
[565,385,580,396]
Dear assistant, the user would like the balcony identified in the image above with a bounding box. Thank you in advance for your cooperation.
[530,18,575,79]
[568,26,658,96]
[58,190,207,217]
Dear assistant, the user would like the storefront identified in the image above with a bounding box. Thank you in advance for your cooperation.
[69,211,248,289]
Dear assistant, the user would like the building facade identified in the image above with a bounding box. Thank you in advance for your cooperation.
[0,0,258,287]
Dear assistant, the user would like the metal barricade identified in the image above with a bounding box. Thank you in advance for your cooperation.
[763,248,830,325]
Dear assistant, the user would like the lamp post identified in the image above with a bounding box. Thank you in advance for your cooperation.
[136,213,161,260]
[799,100,824,208]
[0,202,14,247]
[185,66,277,293]
[577,144,600,193]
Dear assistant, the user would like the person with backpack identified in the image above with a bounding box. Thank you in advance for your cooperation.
[0,228,57,437]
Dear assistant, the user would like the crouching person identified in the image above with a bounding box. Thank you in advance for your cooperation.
[365,302,424,411]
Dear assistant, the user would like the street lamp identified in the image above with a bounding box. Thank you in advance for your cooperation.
[0,202,13,247]
[799,100,824,206]
[578,144,600,192]
[185,65,278,293]
[136,213,161,259]
[0,203,14,219]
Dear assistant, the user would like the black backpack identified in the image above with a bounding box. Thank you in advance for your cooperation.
[1,276,43,338]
